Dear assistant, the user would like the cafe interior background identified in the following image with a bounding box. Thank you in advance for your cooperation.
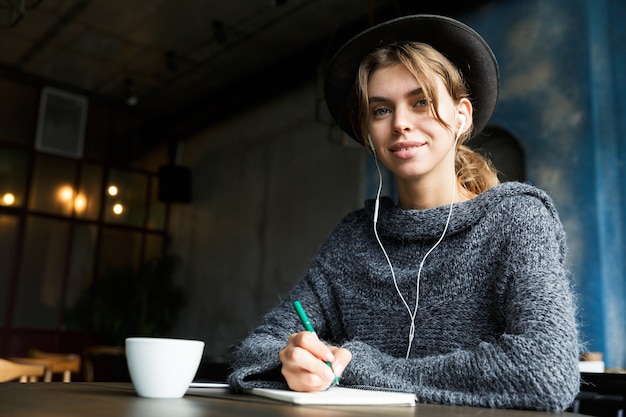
[0,0,624,381]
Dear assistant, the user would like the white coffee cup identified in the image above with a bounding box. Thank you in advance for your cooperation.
[125,337,205,398]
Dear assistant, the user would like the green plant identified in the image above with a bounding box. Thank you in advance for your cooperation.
[66,254,187,346]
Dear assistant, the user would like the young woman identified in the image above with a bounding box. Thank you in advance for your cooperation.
[227,15,580,412]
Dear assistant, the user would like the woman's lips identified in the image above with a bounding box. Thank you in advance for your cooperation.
[389,141,426,158]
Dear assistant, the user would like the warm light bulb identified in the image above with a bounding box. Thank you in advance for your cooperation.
[74,194,87,213]
[112,203,124,215]
[108,185,118,196]
[58,185,74,202]
[1,193,15,206]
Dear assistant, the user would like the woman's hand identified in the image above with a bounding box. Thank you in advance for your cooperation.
[279,331,352,392]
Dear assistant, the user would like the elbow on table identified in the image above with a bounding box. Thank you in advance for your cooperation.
[519,364,581,411]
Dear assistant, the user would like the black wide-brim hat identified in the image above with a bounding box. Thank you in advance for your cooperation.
[324,14,499,142]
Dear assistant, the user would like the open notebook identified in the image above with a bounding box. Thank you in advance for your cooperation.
[248,386,417,406]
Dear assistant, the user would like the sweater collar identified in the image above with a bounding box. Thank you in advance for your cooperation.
[364,182,557,240]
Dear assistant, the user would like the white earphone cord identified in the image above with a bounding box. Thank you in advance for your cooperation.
[371,133,460,359]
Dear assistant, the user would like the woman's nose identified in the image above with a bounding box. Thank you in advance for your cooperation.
[392,106,413,134]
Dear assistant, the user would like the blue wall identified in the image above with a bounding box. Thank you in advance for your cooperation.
[470,0,626,368]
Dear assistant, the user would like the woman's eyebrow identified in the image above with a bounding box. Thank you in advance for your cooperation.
[368,95,389,104]
[405,87,425,99]
[368,87,424,104]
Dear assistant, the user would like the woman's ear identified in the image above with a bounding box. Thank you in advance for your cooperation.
[456,98,473,136]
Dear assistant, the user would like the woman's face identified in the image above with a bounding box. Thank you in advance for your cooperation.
[366,63,461,185]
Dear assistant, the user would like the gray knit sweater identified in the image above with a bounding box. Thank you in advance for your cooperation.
[228,181,580,412]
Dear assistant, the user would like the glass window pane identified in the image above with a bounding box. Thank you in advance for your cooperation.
[104,168,147,227]
[28,153,77,216]
[0,145,29,208]
[64,223,98,309]
[75,163,103,220]
[147,175,166,230]
[144,233,165,261]
[99,227,142,274]
[13,216,70,329]
[0,214,19,324]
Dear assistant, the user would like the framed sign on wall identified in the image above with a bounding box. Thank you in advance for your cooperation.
[35,87,88,159]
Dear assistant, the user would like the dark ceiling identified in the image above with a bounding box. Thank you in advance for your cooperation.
[0,0,485,146]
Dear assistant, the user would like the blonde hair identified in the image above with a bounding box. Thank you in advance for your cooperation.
[350,42,499,195]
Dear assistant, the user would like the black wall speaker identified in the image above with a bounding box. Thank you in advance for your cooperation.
[158,165,192,203]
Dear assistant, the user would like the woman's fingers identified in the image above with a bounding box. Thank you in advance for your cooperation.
[279,332,344,391]
[328,346,352,378]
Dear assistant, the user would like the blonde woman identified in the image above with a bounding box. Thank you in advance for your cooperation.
[228,15,580,412]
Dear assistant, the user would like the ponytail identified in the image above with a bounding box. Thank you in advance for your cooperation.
[455,145,499,195]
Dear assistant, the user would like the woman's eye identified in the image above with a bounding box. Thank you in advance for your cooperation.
[415,98,428,108]
[373,107,390,116]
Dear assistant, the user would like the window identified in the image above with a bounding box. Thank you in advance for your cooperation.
[0,143,169,337]
[0,146,29,208]
[0,214,19,324]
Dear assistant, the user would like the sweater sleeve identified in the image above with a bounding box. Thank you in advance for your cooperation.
[226,296,301,391]
[338,195,580,412]
[227,277,336,392]
[227,213,362,392]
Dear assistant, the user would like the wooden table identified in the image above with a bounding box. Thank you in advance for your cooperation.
[0,382,579,417]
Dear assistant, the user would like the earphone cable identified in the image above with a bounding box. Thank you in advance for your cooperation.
[371,134,460,359]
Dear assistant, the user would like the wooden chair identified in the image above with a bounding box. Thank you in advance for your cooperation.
[28,350,81,382]
[10,357,58,382]
[11,350,81,382]
[0,358,46,383]
[82,345,126,382]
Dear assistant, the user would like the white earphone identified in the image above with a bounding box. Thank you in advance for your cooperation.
[367,134,376,155]
[368,134,381,223]
[456,114,466,140]
[368,117,461,358]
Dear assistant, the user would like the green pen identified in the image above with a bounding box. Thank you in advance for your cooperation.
[293,300,339,385]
